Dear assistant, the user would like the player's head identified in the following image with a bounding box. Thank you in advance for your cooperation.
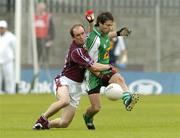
[0,20,7,35]
[95,12,114,35]
[70,24,86,45]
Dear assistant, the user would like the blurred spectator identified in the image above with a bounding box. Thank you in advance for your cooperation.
[0,20,16,94]
[109,23,128,70]
[35,2,55,67]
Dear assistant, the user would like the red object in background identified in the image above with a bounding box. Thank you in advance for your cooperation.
[85,9,94,15]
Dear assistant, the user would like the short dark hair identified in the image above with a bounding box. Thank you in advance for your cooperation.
[70,24,85,37]
[95,12,114,26]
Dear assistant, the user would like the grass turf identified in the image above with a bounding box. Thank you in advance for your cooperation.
[0,94,180,138]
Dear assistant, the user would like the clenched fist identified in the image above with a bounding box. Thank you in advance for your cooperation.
[85,9,95,23]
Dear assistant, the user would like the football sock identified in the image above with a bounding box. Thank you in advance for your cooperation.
[121,92,131,104]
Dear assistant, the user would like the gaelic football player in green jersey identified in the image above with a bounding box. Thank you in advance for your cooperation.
[83,11,138,130]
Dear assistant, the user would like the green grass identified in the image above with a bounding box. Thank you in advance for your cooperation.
[0,94,180,138]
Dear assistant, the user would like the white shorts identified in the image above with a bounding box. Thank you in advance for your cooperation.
[54,76,82,108]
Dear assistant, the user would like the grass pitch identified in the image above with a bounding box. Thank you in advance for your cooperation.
[0,94,180,138]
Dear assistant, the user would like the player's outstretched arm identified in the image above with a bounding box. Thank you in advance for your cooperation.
[71,48,111,73]
[89,64,117,78]
[89,62,110,72]
[108,27,131,38]
[85,9,95,32]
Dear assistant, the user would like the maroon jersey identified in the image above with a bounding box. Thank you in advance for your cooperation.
[60,41,94,82]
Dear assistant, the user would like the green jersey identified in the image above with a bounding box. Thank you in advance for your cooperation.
[86,27,111,65]
[85,27,111,92]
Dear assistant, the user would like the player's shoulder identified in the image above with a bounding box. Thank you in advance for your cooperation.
[86,31,99,44]
[72,47,85,54]
[70,42,82,50]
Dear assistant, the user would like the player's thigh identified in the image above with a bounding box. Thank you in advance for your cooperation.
[56,85,70,101]
[109,73,124,84]
[86,73,101,91]
[61,104,76,123]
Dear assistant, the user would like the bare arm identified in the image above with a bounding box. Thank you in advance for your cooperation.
[88,63,112,77]
[108,27,131,39]
[89,63,117,78]
[89,62,117,77]
[71,48,110,74]
[85,9,94,32]
[89,63,110,72]
[88,22,94,32]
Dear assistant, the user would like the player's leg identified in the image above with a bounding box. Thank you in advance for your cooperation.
[83,86,101,130]
[33,76,82,130]
[49,79,81,128]
[33,85,70,129]
[49,104,76,128]
[108,73,128,91]
[109,73,139,111]
[85,93,101,117]
[83,72,103,129]
[43,85,70,118]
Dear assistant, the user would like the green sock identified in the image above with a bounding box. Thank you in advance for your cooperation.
[84,114,93,122]
[121,92,131,104]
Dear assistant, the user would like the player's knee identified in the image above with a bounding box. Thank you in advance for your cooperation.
[117,76,125,83]
[111,74,125,83]
[92,105,101,113]
[60,120,71,128]
[54,119,71,128]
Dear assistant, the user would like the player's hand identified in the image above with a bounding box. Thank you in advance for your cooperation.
[85,9,94,23]
[109,64,117,74]
[116,27,131,37]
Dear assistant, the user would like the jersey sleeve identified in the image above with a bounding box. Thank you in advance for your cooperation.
[71,48,94,68]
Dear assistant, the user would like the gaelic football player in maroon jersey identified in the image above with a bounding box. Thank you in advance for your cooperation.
[33,24,115,130]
